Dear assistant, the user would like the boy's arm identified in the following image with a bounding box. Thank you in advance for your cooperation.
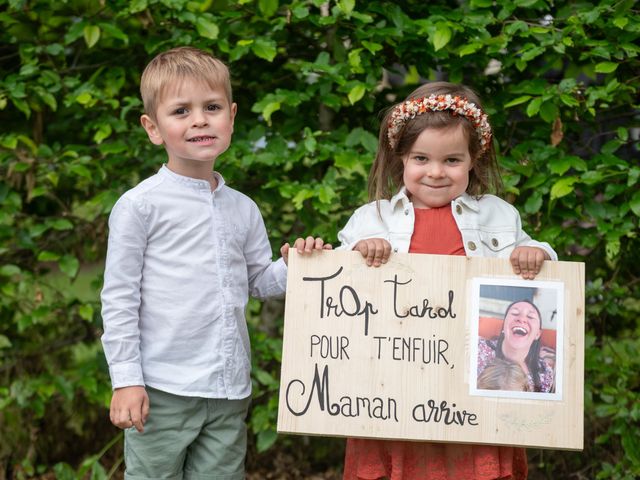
[100,197,147,389]
[244,203,289,299]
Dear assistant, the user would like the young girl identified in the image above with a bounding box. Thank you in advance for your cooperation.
[337,82,558,480]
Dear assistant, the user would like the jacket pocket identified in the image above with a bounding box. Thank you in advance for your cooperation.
[479,231,516,253]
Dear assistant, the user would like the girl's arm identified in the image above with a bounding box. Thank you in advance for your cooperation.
[337,203,393,267]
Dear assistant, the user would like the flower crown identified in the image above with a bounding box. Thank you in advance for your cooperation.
[387,94,492,152]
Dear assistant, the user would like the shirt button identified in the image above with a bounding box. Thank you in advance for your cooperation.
[455,204,462,214]
[393,248,398,253]
[491,238,499,247]
[467,241,477,251]
[404,209,409,215]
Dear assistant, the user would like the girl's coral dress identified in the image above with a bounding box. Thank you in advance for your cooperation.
[342,206,528,480]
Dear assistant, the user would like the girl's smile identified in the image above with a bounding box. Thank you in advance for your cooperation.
[402,125,473,209]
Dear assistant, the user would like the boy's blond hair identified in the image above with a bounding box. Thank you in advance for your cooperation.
[140,46,232,119]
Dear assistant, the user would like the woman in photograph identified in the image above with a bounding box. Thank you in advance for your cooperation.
[477,300,555,392]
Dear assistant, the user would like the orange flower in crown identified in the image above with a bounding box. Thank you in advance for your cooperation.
[387,94,493,152]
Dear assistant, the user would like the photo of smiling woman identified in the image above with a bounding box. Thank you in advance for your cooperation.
[473,282,562,398]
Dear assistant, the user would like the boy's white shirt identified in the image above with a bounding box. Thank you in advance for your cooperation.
[337,187,558,261]
[100,165,287,399]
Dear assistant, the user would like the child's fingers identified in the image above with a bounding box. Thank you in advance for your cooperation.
[304,236,316,252]
[509,249,522,274]
[511,247,546,280]
[111,406,134,430]
[292,237,306,253]
[364,241,376,266]
[381,241,392,263]
[130,409,145,433]
[372,240,388,266]
[142,392,150,424]
[354,240,371,263]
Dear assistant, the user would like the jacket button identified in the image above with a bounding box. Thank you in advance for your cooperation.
[455,204,462,214]
[404,209,409,215]
[467,241,477,251]
[491,238,499,247]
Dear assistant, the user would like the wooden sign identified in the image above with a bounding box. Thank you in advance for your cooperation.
[277,251,585,450]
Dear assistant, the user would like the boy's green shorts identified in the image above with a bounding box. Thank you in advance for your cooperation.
[124,387,251,480]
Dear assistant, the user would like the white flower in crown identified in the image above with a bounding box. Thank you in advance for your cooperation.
[387,94,492,151]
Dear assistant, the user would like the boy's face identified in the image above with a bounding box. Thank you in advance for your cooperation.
[141,78,236,171]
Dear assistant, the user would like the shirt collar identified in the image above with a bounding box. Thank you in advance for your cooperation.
[455,192,480,212]
[159,165,226,193]
[389,187,412,209]
[389,187,480,212]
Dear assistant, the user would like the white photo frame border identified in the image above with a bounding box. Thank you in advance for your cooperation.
[469,277,565,401]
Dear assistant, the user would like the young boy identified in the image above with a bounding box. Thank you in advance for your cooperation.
[101,46,328,479]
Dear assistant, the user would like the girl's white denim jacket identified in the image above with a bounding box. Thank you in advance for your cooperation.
[337,188,557,261]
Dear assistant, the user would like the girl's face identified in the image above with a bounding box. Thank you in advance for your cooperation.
[502,301,542,353]
[402,124,472,209]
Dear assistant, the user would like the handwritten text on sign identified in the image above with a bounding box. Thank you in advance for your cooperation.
[277,251,585,450]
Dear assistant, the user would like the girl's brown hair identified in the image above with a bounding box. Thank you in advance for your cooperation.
[368,82,502,202]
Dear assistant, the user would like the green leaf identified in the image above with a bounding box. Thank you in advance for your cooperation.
[76,92,93,105]
[93,123,112,144]
[53,463,76,480]
[337,0,355,15]
[259,0,278,17]
[252,38,277,62]
[432,24,452,51]
[51,218,74,230]
[559,94,579,107]
[79,304,94,322]
[0,264,21,276]
[629,191,640,217]
[0,335,11,349]
[98,22,129,45]
[616,127,628,141]
[362,41,382,54]
[348,84,366,105]
[59,255,80,278]
[83,25,101,48]
[459,42,481,57]
[292,6,309,18]
[526,97,542,117]
[504,95,531,108]
[254,369,277,387]
[261,101,280,124]
[539,101,558,123]
[550,177,578,200]
[196,16,219,40]
[256,427,277,453]
[595,62,618,73]
[37,251,61,262]
[613,17,628,29]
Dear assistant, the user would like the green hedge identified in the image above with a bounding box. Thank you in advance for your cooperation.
[1,0,638,478]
